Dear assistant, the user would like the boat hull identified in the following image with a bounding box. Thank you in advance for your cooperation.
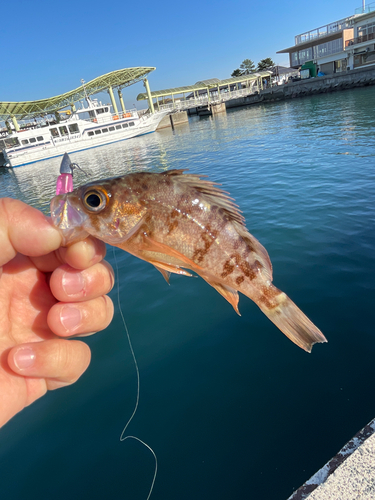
[2,112,166,168]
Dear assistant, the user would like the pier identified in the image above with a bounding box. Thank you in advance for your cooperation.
[136,71,272,117]
[138,64,375,131]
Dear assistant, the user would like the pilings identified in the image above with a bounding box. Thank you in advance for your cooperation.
[156,111,189,130]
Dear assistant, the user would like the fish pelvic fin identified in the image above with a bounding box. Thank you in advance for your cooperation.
[150,260,193,284]
[257,291,327,352]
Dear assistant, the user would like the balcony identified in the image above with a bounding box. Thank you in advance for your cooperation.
[345,32,375,47]
[295,18,352,45]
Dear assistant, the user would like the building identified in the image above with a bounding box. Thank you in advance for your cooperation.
[277,3,375,76]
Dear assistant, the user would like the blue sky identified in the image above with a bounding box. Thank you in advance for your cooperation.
[1,0,363,110]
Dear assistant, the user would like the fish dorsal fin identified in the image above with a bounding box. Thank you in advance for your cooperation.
[165,170,246,226]
[165,170,273,281]
[234,222,273,281]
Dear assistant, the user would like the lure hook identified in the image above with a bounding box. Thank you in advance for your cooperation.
[55,152,88,195]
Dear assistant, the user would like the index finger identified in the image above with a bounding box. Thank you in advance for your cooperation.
[30,237,107,272]
[0,198,62,267]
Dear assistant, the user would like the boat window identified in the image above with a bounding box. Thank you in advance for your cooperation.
[109,126,115,131]
[68,124,79,134]
[51,128,59,137]
[105,107,109,112]
[88,131,94,136]
[122,123,128,128]
[4,137,20,148]
[129,122,135,127]
[59,126,68,136]
[89,111,96,119]
[102,128,108,133]
[29,138,37,143]
[37,136,43,141]
[22,139,29,145]
[94,130,101,135]
[96,108,105,115]
[115,125,121,130]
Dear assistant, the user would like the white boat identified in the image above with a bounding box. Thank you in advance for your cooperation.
[0,98,167,168]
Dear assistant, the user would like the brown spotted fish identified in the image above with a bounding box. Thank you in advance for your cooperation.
[51,169,327,352]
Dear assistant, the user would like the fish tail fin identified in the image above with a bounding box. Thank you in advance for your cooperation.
[257,292,327,353]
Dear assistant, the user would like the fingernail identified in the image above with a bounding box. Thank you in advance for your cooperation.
[60,306,82,332]
[62,271,84,296]
[14,347,36,370]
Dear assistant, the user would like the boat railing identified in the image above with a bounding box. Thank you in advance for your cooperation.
[79,109,139,125]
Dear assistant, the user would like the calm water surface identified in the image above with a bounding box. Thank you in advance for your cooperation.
[1,87,375,500]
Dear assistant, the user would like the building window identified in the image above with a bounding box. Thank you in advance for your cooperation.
[291,52,299,66]
[334,59,347,73]
[315,38,342,58]
[357,22,375,37]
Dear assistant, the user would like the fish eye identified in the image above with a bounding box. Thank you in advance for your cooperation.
[83,189,107,212]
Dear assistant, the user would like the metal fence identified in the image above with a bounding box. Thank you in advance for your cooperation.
[155,85,260,112]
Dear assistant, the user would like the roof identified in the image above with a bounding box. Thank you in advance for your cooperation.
[0,67,155,121]
[137,71,272,101]
[277,31,345,54]
[195,78,221,85]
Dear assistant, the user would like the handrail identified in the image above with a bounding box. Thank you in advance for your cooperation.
[345,32,375,47]
[155,85,259,112]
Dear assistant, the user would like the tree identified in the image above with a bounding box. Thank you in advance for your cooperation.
[257,58,275,71]
[239,59,255,75]
[231,69,242,77]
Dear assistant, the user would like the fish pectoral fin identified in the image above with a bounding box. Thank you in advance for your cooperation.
[138,235,204,272]
[203,279,241,316]
[150,260,193,284]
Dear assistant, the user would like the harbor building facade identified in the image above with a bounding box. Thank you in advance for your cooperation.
[278,3,375,76]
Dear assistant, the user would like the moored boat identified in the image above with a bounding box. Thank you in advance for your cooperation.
[0,98,167,168]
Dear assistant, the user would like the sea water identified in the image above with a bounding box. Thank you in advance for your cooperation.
[1,86,375,499]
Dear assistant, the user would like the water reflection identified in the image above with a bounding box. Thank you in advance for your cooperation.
[1,86,375,500]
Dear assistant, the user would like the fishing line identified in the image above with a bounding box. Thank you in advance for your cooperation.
[112,247,158,500]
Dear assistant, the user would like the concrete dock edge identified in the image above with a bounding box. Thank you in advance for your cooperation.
[287,418,375,499]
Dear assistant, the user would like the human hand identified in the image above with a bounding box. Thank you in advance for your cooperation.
[0,198,114,428]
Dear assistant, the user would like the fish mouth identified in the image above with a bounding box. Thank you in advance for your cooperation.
[50,194,89,246]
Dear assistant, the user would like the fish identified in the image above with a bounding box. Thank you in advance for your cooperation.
[50,169,327,352]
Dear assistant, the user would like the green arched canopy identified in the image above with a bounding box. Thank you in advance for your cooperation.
[0,67,155,121]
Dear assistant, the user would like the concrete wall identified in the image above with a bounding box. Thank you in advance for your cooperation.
[225,65,375,109]
[156,111,188,130]
[211,102,226,115]
[157,115,172,129]
[170,111,188,126]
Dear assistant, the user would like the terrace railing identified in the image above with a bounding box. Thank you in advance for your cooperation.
[345,32,375,47]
